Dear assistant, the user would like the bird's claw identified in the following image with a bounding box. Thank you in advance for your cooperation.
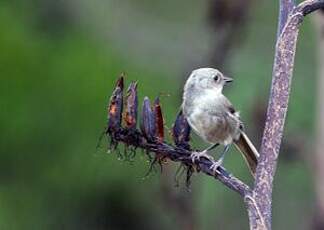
[209,160,223,174]
[191,150,214,163]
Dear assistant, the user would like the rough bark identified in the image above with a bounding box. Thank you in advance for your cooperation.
[248,1,324,229]
[251,9,301,230]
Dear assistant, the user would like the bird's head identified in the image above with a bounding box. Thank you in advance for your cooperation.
[184,68,233,94]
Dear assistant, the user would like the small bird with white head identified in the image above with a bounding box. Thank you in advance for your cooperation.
[182,68,259,176]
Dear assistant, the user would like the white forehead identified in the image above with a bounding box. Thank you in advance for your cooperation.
[191,68,221,78]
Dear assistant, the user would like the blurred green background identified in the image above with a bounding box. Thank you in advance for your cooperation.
[0,0,319,229]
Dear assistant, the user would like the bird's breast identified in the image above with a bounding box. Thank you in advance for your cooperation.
[186,106,236,145]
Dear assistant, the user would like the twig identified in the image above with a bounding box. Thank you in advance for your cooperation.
[113,129,251,197]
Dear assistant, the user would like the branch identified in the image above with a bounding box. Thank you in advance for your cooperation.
[278,0,296,35]
[249,0,324,229]
[296,0,324,16]
[114,129,251,197]
[104,77,251,198]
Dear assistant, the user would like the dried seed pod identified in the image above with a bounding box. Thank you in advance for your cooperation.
[107,76,124,133]
[140,97,156,142]
[154,97,164,143]
[124,81,138,130]
[172,110,191,149]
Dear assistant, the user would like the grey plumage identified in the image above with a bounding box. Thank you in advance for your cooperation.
[182,68,259,176]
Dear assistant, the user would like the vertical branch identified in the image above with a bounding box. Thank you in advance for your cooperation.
[250,0,297,226]
[278,0,296,35]
[253,10,300,230]
[248,0,324,229]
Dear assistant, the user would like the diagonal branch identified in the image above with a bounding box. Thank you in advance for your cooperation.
[113,129,251,197]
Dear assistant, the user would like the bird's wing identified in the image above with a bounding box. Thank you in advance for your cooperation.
[220,96,259,177]
[220,95,244,129]
[224,99,236,114]
[220,95,237,114]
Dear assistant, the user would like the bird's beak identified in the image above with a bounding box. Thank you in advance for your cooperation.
[223,76,233,83]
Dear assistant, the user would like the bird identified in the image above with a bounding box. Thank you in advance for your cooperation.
[182,68,259,176]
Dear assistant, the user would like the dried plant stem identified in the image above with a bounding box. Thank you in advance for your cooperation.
[113,129,251,197]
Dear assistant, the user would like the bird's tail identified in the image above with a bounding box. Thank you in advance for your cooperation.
[233,132,260,178]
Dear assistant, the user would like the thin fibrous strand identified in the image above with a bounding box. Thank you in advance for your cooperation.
[143,156,158,178]
[174,164,186,187]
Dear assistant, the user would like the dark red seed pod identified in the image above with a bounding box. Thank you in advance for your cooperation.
[172,110,191,149]
[124,81,138,130]
[154,97,164,143]
[107,76,124,133]
[140,97,156,142]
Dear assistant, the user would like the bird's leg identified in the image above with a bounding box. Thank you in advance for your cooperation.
[210,145,230,173]
[190,143,219,163]
[205,143,220,152]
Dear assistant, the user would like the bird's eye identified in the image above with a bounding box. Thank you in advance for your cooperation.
[213,75,219,81]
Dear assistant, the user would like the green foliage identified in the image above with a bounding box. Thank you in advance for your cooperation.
[0,1,317,229]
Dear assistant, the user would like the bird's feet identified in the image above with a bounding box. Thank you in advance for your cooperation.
[191,150,214,163]
[209,158,224,174]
